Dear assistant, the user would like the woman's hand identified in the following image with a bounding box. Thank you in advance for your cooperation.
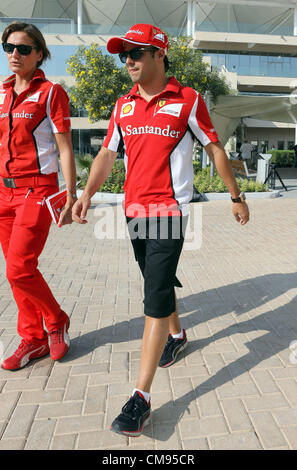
[58,197,77,227]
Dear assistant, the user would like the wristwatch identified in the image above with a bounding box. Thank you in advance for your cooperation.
[67,191,78,199]
[231,191,246,203]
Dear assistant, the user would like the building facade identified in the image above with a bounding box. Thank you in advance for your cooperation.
[1,0,297,155]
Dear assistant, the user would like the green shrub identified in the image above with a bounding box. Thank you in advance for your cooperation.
[99,159,125,193]
[194,167,269,192]
[76,154,94,188]
[192,160,201,174]
[77,156,125,193]
[269,150,294,167]
[77,159,269,194]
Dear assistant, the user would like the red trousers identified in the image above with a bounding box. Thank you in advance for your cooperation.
[0,181,68,345]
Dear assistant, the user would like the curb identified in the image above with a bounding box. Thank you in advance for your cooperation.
[202,190,280,201]
[77,189,281,204]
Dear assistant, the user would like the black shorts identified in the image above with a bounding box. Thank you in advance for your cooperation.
[126,216,187,318]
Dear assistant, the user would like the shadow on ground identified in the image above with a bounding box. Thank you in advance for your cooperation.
[63,272,297,441]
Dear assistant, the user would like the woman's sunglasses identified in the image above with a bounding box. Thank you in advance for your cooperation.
[119,47,156,64]
[2,42,39,56]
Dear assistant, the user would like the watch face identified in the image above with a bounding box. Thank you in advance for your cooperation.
[231,193,245,202]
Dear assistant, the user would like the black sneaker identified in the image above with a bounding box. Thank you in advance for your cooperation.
[110,391,151,437]
[159,329,187,368]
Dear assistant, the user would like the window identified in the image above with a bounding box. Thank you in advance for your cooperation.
[260,140,269,153]
[288,141,295,150]
[277,141,285,150]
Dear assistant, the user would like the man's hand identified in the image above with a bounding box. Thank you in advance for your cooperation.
[72,195,91,224]
[232,201,250,225]
[58,204,74,228]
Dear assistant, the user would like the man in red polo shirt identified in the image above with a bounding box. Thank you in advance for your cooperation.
[72,23,250,436]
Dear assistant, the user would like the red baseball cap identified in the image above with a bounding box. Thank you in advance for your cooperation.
[107,23,169,55]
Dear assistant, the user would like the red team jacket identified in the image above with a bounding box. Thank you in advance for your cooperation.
[0,69,71,178]
[103,76,219,217]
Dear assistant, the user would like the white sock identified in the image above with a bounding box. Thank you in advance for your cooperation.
[172,329,184,339]
[133,388,150,404]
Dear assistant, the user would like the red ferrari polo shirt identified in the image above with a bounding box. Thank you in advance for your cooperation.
[103,76,219,217]
[0,69,71,178]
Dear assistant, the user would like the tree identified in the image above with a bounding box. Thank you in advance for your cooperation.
[67,36,230,121]
[167,35,230,101]
[66,43,129,122]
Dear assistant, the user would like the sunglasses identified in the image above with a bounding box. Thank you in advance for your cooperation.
[2,42,39,56]
[119,47,156,63]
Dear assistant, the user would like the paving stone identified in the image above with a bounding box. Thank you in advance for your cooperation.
[151,390,173,406]
[182,438,209,450]
[153,401,199,423]
[221,398,252,431]
[209,432,262,450]
[46,365,71,389]
[272,408,297,426]
[110,351,129,371]
[3,377,47,392]
[20,389,64,404]
[36,402,83,419]
[71,363,108,375]
[169,365,209,378]
[281,426,297,449]
[0,438,26,450]
[250,411,288,449]
[155,431,182,450]
[179,416,228,439]
[196,390,222,417]
[55,414,104,435]
[30,357,53,377]
[50,434,77,450]
[84,385,107,414]
[64,375,88,401]
[271,368,297,379]
[217,383,260,399]
[250,369,280,393]
[0,392,20,421]
[243,393,290,411]
[89,371,129,386]
[275,379,297,406]
[81,429,128,450]
[25,418,57,450]
[3,405,37,439]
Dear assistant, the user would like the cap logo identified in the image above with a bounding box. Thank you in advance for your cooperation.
[127,29,144,36]
[153,33,165,43]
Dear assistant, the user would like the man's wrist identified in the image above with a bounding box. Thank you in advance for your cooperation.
[66,191,77,200]
[231,191,246,203]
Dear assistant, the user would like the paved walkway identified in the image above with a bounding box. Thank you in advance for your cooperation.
[272,167,297,198]
[0,197,297,450]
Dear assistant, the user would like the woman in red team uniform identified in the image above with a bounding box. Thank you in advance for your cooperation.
[0,22,77,370]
